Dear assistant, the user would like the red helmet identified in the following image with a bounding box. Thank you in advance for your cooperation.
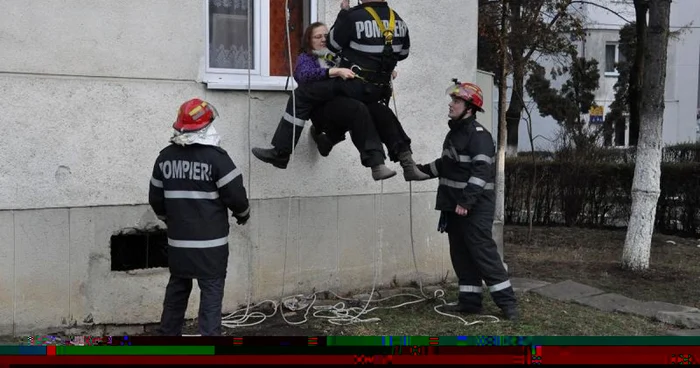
[173,98,219,132]
[446,81,485,112]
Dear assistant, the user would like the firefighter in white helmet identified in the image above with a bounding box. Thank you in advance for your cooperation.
[416,80,519,321]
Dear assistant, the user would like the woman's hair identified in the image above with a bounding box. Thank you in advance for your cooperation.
[301,22,327,54]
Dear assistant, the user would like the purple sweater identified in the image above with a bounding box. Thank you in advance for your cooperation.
[293,52,330,85]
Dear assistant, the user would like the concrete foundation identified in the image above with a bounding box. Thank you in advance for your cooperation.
[0,192,453,336]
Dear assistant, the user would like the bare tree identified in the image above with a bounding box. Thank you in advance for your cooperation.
[494,0,509,266]
[621,0,672,271]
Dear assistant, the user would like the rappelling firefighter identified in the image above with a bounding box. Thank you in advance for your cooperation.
[415,80,519,321]
[148,98,251,336]
[251,0,429,181]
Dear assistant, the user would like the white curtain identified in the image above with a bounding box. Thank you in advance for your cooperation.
[209,0,253,69]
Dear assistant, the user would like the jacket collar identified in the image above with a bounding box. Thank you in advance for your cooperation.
[356,1,388,10]
[448,115,475,131]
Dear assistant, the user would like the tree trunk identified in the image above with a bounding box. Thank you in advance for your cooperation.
[628,1,648,147]
[603,118,614,146]
[494,0,509,269]
[506,63,525,156]
[505,0,523,157]
[622,0,671,271]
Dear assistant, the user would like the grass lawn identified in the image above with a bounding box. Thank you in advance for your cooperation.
[165,285,672,337]
[310,289,672,337]
[504,225,700,309]
[165,225,696,336]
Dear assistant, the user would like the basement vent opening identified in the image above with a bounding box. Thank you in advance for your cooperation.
[110,228,168,271]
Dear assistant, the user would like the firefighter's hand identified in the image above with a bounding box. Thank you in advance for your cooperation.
[235,213,250,225]
[455,205,468,217]
[341,0,350,10]
[415,164,432,177]
[392,70,397,80]
[330,67,355,80]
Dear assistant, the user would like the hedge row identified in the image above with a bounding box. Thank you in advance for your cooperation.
[504,158,700,238]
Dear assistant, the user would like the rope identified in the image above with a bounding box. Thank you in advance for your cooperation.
[221,0,255,329]
[219,1,499,331]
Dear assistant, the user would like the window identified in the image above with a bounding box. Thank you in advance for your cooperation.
[204,0,318,91]
[605,43,625,76]
[110,229,169,271]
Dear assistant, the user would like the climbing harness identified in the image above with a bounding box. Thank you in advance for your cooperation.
[368,7,398,80]
[219,0,500,331]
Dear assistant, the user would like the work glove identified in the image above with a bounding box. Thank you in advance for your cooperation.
[415,164,433,177]
[157,215,167,226]
[235,212,250,225]
[437,211,448,233]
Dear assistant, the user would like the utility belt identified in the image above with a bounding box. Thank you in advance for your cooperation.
[339,60,392,85]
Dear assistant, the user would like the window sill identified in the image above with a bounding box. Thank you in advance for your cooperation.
[203,74,298,92]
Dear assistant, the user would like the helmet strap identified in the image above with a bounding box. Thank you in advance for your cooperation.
[453,98,473,121]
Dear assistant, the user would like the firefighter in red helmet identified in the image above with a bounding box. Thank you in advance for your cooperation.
[149,98,250,336]
[415,80,518,321]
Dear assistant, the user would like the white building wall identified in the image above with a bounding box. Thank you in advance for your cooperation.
[669,0,700,144]
[503,0,698,152]
[0,0,479,335]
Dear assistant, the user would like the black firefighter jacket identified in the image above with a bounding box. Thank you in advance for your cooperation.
[148,144,250,279]
[327,1,410,73]
[418,115,496,212]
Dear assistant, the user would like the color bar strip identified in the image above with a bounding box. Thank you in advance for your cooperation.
[530,336,700,346]
[56,346,215,355]
[0,346,46,355]
[542,346,700,364]
[327,336,378,346]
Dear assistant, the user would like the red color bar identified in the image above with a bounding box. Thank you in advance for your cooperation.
[46,346,56,356]
[544,346,699,364]
[0,356,346,365]
[436,346,524,355]
[429,337,439,345]
[0,354,525,365]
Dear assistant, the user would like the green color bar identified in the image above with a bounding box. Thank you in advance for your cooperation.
[0,346,20,355]
[327,336,374,346]
[0,346,46,355]
[529,336,700,346]
[57,346,215,355]
[404,336,430,346]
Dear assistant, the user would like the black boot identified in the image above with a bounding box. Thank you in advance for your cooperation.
[442,302,482,315]
[252,147,290,169]
[501,305,519,322]
[310,126,335,157]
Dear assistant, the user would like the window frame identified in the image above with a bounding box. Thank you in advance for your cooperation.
[202,0,318,91]
[604,43,621,77]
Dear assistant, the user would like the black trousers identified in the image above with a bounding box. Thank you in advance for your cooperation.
[158,275,225,336]
[364,102,412,162]
[309,96,386,167]
[270,78,391,155]
[319,102,411,163]
[445,197,517,310]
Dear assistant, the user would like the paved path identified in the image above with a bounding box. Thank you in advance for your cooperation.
[511,277,700,336]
